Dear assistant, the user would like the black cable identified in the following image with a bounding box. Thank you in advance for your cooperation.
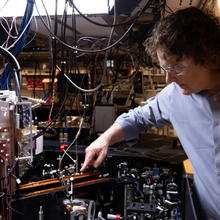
[40,0,53,63]
[40,0,51,28]
[50,0,58,97]
[63,0,118,93]
[33,65,78,140]
[34,0,154,53]
[165,3,174,14]
[33,4,71,141]
[59,0,68,126]
[33,62,37,98]
[58,6,81,120]
[61,1,67,71]
[32,79,69,140]
[68,0,150,28]
[33,0,153,138]
[72,6,77,46]
[59,5,89,126]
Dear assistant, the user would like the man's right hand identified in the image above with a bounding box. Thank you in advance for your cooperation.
[80,135,110,172]
[80,122,125,172]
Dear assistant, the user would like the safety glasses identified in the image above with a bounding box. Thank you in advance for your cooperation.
[160,61,188,75]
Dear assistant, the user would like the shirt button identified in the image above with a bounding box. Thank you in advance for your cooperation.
[214,121,219,127]
[213,96,217,102]
[216,147,220,151]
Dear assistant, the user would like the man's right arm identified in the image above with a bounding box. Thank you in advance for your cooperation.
[80,122,124,172]
[80,84,173,172]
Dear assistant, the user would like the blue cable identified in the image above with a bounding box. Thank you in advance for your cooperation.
[65,123,67,133]
[134,184,145,198]
[5,74,9,90]
[176,207,180,220]
[1,66,11,90]
[1,0,34,90]
[22,17,37,49]
[43,92,49,101]
[13,0,34,56]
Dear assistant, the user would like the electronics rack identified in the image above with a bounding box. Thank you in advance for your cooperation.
[0,100,17,194]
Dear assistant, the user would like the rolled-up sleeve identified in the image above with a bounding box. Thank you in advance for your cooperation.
[115,84,172,145]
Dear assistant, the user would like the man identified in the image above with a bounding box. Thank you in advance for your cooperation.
[80,7,220,220]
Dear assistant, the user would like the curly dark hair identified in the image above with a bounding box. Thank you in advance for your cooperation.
[145,7,220,72]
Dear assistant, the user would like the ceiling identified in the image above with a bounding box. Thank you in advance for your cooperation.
[0,0,205,58]
[13,0,203,40]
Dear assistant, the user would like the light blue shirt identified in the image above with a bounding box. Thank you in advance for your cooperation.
[116,82,220,220]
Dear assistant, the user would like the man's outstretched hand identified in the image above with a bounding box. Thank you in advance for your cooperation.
[80,135,109,172]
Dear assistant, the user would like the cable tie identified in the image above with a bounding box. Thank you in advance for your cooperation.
[60,144,68,153]
[47,119,51,123]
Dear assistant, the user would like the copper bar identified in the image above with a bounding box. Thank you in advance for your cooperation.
[20,172,100,190]
[26,177,113,197]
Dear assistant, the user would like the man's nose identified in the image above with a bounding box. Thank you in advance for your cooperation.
[165,70,176,84]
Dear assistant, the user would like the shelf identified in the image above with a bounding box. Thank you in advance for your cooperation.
[22,72,51,76]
